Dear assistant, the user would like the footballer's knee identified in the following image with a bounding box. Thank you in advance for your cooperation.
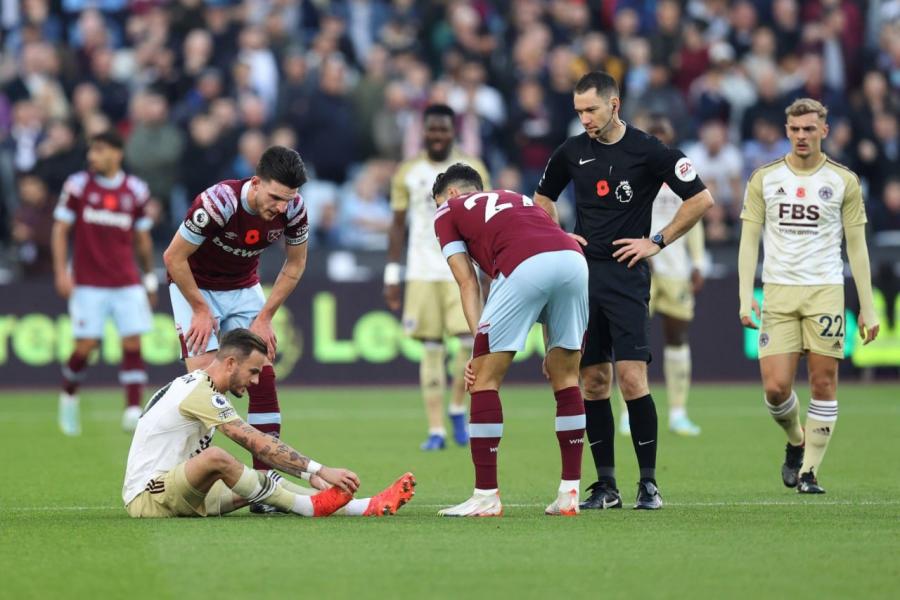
[763,381,793,405]
[202,447,239,475]
[581,364,612,399]
[809,370,837,400]
[616,362,649,399]
[121,335,142,353]
[73,338,100,357]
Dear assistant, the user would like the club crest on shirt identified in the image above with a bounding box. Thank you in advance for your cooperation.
[615,180,634,203]
[674,157,697,182]
[818,186,833,200]
[268,229,284,242]
[211,394,228,408]
[224,231,238,240]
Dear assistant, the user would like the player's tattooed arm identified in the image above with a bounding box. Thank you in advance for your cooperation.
[219,418,361,492]
[219,419,312,476]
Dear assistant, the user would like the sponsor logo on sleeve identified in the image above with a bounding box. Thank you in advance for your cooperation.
[192,208,211,228]
[211,394,229,408]
[674,157,697,182]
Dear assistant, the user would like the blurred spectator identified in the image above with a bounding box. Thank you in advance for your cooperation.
[685,120,744,242]
[124,90,184,216]
[89,47,130,124]
[507,78,556,193]
[299,57,357,183]
[741,65,785,141]
[339,165,392,250]
[231,129,267,180]
[5,100,45,173]
[856,110,900,200]
[626,64,691,141]
[11,172,54,277]
[275,49,313,135]
[33,119,84,195]
[352,44,391,159]
[872,177,900,234]
[650,0,682,67]
[672,20,710,95]
[180,112,230,197]
[301,180,341,248]
[741,117,791,180]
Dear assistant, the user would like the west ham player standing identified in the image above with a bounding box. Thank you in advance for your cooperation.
[432,163,588,517]
[385,104,491,451]
[534,72,714,510]
[52,131,157,436]
[163,146,307,508]
[738,99,879,493]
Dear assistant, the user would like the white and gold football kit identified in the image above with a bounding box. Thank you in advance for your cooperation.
[649,183,704,321]
[740,155,866,358]
[123,370,240,517]
[391,150,490,339]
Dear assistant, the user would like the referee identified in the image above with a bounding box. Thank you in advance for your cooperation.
[534,72,714,509]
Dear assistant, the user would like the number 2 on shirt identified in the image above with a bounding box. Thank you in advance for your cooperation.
[463,192,533,222]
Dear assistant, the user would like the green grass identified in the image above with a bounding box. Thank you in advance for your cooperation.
[1,384,897,599]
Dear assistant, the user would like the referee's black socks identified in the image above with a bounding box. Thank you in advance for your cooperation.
[584,398,616,488]
[626,394,657,483]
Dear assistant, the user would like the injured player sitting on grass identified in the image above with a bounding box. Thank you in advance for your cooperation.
[122,328,415,518]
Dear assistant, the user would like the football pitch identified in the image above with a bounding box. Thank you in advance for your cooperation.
[0,383,897,599]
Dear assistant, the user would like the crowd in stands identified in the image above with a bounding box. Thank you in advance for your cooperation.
[2,0,900,281]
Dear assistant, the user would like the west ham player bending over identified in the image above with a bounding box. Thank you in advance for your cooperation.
[432,163,589,517]
[163,146,308,511]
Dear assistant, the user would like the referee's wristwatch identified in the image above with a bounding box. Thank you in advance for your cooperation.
[651,231,667,249]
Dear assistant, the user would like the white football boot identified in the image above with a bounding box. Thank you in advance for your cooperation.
[438,489,503,517]
[545,488,580,516]
[122,406,142,432]
[58,392,81,436]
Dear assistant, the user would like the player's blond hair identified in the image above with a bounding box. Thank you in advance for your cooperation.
[785,98,828,121]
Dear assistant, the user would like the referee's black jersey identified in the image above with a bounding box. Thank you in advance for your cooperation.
[536,125,707,262]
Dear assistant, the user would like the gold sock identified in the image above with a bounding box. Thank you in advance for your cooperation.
[800,399,838,476]
[663,344,691,420]
[765,390,804,446]
[421,342,446,433]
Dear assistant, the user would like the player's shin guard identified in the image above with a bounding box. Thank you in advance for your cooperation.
[584,398,616,485]
[766,390,804,446]
[247,365,281,470]
[554,387,585,484]
[62,352,88,395]
[626,394,658,483]
[469,390,503,491]
[120,349,147,408]
[800,399,838,476]
[421,342,447,435]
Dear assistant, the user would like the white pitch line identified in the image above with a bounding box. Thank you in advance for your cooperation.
[3,499,900,512]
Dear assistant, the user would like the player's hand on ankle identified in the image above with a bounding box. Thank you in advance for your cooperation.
[318,466,360,494]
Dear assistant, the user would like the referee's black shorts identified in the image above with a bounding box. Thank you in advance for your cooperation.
[581,258,652,367]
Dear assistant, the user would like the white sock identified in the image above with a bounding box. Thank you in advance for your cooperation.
[474,488,498,496]
[448,405,466,416]
[343,498,370,516]
[669,406,686,422]
[292,494,314,517]
[428,427,447,436]
[559,479,580,493]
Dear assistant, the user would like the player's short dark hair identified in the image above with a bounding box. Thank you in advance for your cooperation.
[90,130,124,150]
[574,71,619,99]
[218,329,268,360]
[423,104,455,121]
[256,145,308,189]
[432,162,483,198]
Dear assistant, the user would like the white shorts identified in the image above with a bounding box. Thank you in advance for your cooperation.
[70,285,153,340]
[169,283,266,358]
[475,250,588,357]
